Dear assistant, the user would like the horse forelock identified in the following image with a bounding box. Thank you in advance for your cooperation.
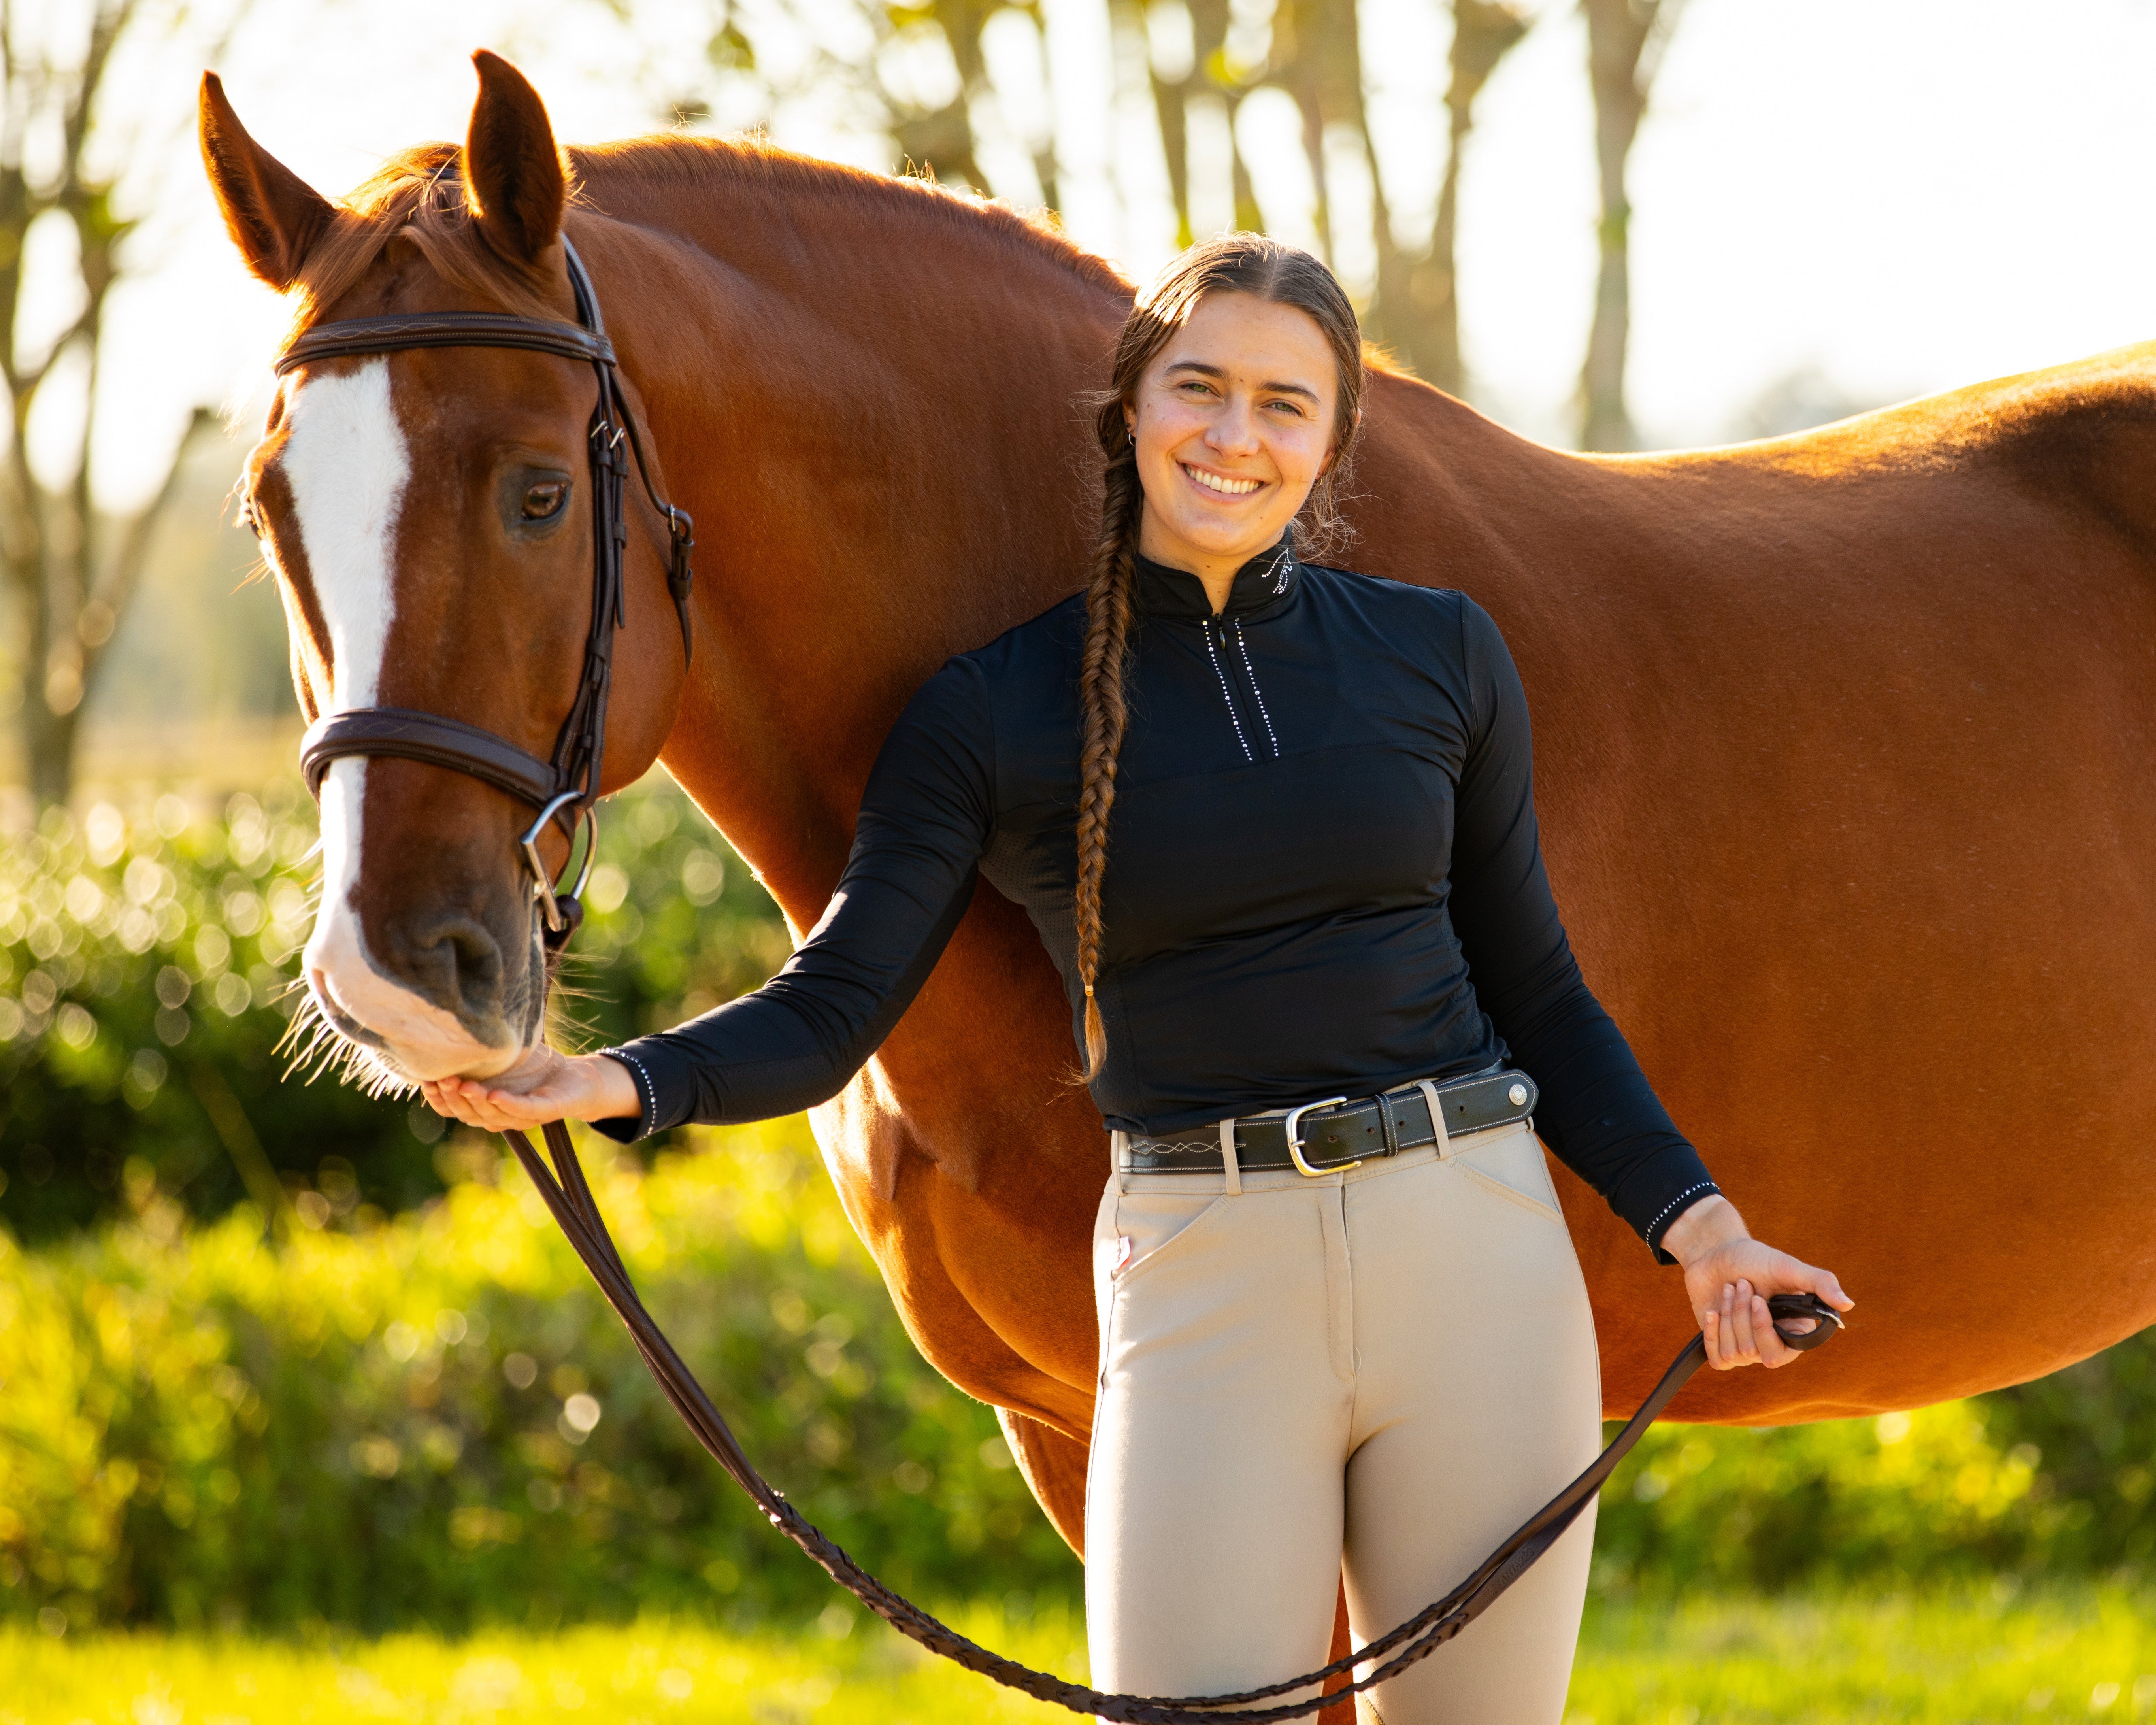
[285,142,567,343]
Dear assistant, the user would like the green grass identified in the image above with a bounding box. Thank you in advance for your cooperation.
[0,1601,1086,1725]
[6,1587,2156,1724]
[1567,1585,2156,1723]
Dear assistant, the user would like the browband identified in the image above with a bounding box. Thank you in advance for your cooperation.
[275,312,615,374]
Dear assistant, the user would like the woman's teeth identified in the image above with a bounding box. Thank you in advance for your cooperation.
[1184,464,1261,496]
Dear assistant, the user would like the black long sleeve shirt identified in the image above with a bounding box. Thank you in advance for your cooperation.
[600,542,1719,1257]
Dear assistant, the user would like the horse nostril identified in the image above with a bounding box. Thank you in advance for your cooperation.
[398,913,507,1012]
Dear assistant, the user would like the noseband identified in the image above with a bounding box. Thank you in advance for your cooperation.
[277,238,694,947]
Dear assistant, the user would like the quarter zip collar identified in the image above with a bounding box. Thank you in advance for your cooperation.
[1133,536,1301,623]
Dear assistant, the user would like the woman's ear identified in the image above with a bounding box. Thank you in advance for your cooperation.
[1321,407,1361,475]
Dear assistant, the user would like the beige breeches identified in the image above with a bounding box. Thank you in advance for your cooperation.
[1085,1121,1602,1725]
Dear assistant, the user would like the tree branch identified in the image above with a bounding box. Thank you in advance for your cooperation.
[79,404,218,686]
[62,0,142,181]
[1,0,18,113]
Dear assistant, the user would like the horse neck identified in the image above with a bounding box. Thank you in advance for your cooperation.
[577,151,1130,923]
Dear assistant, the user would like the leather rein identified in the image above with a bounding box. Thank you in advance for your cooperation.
[279,237,694,945]
[506,1117,1839,1724]
[272,245,1844,1721]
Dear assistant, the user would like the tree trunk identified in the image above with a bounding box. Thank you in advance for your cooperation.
[10,406,215,806]
[1150,63,1192,244]
[1579,0,1682,452]
[1370,2,1528,395]
[900,0,995,193]
[1157,0,1263,237]
[3,0,237,805]
[1273,0,1335,264]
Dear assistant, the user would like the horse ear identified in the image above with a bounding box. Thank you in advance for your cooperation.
[463,50,565,266]
[198,72,336,291]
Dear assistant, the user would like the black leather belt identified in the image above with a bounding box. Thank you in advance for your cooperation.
[1120,1068,1539,1176]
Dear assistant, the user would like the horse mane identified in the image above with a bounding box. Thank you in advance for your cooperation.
[290,131,1133,347]
[571,132,1132,299]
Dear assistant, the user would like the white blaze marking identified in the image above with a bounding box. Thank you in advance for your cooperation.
[282,360,405,713]
[283,360,516,1081]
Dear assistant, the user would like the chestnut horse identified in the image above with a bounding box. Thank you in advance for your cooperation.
[202,55,2156,1582]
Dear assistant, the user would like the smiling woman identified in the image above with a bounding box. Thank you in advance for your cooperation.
[1120,290,1356,606]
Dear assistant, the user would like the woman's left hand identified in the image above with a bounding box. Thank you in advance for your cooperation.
[418,1046,642,1134]
[1661,1195,1854,1370]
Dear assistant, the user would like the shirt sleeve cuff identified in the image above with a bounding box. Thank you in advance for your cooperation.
[1642,1179,1721,1266]
[590,1049,656,1144]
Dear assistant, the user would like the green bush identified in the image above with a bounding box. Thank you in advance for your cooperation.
[0,1117,1077,1635]
[1593,1333,2156,1591]
[0,777,791,1242]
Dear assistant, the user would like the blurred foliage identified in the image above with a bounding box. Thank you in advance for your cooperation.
[0,1117,1077,1636]
[1595,1336,2156,1593]
[0,775,791,1242]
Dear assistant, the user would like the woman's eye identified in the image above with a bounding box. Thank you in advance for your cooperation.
[521,480,568,521]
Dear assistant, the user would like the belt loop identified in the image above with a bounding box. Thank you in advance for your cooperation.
[1111,1129,1130,1193]
[1414,1080,1451,1159]
[1217,1118,1243,1196]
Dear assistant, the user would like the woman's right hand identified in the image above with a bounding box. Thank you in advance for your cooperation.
[419,1047,641,1134]
[1664,1194,1852,1370]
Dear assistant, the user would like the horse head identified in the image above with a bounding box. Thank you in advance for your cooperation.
[200,53,690,1089]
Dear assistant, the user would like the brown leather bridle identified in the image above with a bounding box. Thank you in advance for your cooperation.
[276,238,694,947]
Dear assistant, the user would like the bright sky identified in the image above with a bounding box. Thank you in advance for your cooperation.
[30,0,2156,505]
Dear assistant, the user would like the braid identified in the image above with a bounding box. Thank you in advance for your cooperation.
[1072,442,1143,1080]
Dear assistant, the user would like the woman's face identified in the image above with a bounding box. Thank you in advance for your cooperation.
[1126,290,1343,580]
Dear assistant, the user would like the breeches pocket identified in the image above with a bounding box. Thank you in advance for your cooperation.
[1097,1184,1231,1293]
[1450,1125,1565,1225]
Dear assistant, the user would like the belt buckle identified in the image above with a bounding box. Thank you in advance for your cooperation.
[1283,1097,1353,1178]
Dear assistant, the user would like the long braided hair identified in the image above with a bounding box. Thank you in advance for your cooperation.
[1071,234,1366,1079]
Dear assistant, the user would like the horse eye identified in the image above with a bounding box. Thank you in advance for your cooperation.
[237,495,263,538]
[522,480,568,521]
